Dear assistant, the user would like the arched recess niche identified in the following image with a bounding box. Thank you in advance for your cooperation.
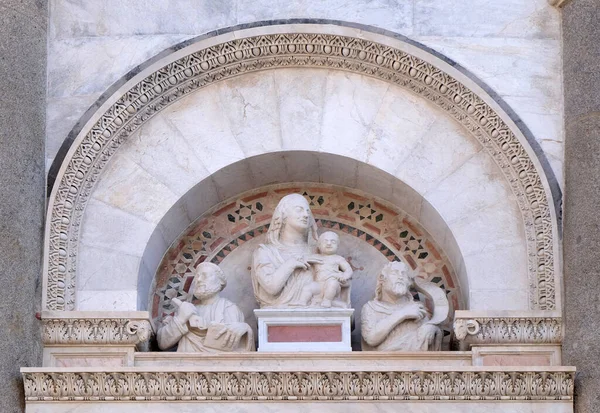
[147,179,465,349]
[44,22,561,313]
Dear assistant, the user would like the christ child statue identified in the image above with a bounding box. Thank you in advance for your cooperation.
[298,231,353,307]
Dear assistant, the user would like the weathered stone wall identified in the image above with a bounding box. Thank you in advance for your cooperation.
[0,0,46,411]
[562,0,600,411]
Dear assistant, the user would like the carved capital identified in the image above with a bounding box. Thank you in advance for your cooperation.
[42,311,153,349]
[453,311,562,345]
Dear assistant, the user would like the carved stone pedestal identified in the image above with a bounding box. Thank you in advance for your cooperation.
[254,308,354,352]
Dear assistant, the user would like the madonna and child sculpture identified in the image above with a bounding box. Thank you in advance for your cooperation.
[251,194,352,309]
[157,262,254,352]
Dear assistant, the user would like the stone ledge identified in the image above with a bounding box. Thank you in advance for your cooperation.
[21,367,575,401]
[453,311,562,345]
[42,311,152,349]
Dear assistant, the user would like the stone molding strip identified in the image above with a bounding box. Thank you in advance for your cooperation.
[44,24,560,313]
[453,311,562,344]
[22,368,574,401]
[42,311,152,349]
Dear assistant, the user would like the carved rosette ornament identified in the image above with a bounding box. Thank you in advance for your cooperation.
[45,27,557,312]
[22,369,574,401]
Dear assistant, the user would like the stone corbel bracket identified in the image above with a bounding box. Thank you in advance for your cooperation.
[21,367,574,401]
[453,310,562,345]
[42,311,153,351]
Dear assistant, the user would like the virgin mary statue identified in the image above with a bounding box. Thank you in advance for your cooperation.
[251,193,322,308]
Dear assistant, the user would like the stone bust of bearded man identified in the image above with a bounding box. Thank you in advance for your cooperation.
[361,261,444,351]
[157,262,254,352]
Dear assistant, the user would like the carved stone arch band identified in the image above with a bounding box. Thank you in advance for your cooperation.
[43,22,560,311]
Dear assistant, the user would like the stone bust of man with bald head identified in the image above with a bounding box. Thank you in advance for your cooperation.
[361,261,443,351]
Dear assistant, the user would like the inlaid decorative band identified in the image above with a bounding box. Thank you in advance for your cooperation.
[46,28,556,311]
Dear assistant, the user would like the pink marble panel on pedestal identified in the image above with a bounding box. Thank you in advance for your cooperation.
[267,325,343,343]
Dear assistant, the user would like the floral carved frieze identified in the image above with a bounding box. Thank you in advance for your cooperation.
[46,27,557,312]
[42,313,153,349]
[22,369,574,401]
[453,312,562,344]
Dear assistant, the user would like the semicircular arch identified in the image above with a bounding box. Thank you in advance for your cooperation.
[44,22,560,312]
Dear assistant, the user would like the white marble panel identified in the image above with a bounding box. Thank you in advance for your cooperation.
[50,0,237,39]
[91,152,179,224]
[395,118,482,194]
[24,400,573,413]
[386,186,423,224]
[48,35,193,98]
[211,159,256,201]
[415,36,563,183]
[414,0,559,39]
[355,162,394,203]
[365,88,439,176]
[156,200,192,247]
[463,244,529,293]
[424,151,516,224]
[181,177,222,220]
[469,289,530,311]
[274,69,327,151]
[320,72,389,162]
[284,151,321,183]
[247,152,287,187]
[79,199,156,257]
[166,86,246,174]
[237,0,413,35]
[46,94,101,162]
[218,73,282,157]
[77,245,140,291]
[449,202,525,258]
[77,290,137,311]
[121,119,209,197]
[318,152,358,189]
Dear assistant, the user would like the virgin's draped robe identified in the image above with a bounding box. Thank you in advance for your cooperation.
[157,297,250,352]
[361,299,440,351]
[251,244,315,307]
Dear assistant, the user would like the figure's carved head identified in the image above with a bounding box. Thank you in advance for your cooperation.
[317,231,339,255]
[191,262,226,300]
[375,261,415,301]
[267,193,318,246]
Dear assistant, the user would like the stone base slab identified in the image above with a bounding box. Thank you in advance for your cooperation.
[24,401,574,413]
[254,308,354,352]
[133,351,473,369]
[472,344,562,366]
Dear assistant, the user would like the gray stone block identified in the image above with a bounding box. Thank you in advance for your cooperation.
[562,1,600,411]
[562,0,600,120]
[0,0,47,411]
